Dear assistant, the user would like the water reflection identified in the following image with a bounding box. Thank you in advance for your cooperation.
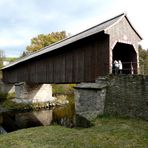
[0,94,75,133]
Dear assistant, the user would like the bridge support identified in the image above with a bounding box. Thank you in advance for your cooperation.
[15,82,55,103]
[74,79,107,126]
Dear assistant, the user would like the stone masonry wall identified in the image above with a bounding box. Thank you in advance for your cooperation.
[104,75,148,120]
[74,83,106,121]
[75,75,148,124]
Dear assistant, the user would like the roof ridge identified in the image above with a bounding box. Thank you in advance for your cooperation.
[19,13,125,56]
[1,13,128,70]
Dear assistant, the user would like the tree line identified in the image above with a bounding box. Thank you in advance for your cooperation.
[22,31,67,56]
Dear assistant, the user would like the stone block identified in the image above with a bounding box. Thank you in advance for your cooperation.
[74,83,107,121]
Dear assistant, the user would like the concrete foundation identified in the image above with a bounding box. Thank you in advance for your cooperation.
[15,82,55,103]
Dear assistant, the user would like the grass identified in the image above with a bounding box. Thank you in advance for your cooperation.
[0,116,147,148]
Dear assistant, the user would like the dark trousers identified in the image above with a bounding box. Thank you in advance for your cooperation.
[119,69,122,74]
[114,67,119,75]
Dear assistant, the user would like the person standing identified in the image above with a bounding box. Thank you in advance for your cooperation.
[113,60,119,75]
[131,63,134,75]
[118,60,123,74]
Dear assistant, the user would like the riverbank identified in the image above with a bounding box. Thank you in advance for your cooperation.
[0,116,147,148]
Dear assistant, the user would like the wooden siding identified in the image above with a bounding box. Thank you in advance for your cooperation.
[2,14,142,84]
[2,33,109,84]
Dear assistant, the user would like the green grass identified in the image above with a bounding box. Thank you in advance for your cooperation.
[0,117,147,148]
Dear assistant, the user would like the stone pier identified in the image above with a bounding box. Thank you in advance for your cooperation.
[75,83,107,121]
[15,82,55,103]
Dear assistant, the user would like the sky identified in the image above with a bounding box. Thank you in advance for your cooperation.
[0,0,147,57]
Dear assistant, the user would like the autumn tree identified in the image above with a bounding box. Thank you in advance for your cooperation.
[26,31,68,53]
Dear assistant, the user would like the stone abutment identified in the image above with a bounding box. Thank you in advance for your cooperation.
[74,75,148,126]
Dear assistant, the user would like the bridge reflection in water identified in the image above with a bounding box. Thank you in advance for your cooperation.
[0,94,75,133]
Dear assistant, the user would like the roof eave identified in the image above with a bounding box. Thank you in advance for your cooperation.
[104,13,125,34]
[125,15,142,40]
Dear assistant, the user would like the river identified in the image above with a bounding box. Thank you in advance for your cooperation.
[0,94,75,133]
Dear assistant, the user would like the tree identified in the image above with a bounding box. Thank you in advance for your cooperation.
[138,45,148,75]
[26,31,68,53]
[0,50,5,68]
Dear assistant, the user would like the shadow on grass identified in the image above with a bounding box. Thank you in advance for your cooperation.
[75,114,94,128]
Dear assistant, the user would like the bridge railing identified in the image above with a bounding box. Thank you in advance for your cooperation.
[112,62,148,75]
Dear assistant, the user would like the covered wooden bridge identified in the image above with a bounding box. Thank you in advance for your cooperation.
[2,13,142,84]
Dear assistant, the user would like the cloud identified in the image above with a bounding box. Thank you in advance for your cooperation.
[0,38,24,47]
[0,0,111,57]
[0,0,147,57]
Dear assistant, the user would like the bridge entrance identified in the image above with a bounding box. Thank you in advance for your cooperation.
[112,42,138,74]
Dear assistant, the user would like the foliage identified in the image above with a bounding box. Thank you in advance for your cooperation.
[5,57,17,62]
[139,45,148,75]
[0,117,147,147]
[0,93,15,102]
[53,94,75,127]
[52,84,76,95]
[0,49,5,68]
[26,31,68,53]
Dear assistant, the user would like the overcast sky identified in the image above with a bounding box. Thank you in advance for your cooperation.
[0,0,147,57]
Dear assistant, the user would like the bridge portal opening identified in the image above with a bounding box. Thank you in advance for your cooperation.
[112,42,137,74]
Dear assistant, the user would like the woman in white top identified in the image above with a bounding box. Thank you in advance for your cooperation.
[113,60,119,75]
[118,60,123,74]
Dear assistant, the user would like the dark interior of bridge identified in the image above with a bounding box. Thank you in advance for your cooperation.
[113,42,137,74]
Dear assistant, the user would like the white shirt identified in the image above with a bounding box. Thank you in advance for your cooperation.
[118,61,123,70]
[114,60,119,68]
